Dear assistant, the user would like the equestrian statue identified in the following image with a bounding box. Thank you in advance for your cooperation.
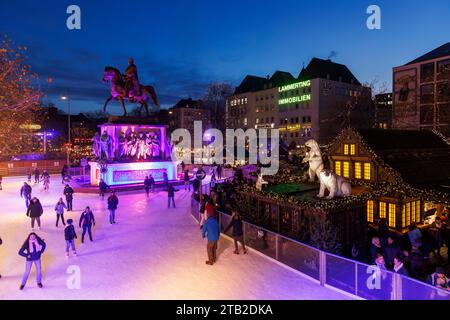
[102,58,160,117]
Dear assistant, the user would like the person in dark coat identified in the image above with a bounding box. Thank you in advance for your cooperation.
[26,197,43,230]
[64,184,74,211]
[144,175,155,197]
[407,246,425,279]
[224,210,247,254]
[370,236,382,264]
[33,168,40,184]
[193,178,200,196]
[64,219,77,257]
[378,218,389,249]
[0,175,2,190]
[18,233,46,290]
[167,184,176,208]
[202,216,220,265]
[393,255,409,276]
[79,206,96,243]
[163,172,169,186]
[384,237,401,270]
[20,182,32,208]
[99,179,109,199]
[184,170,191,191]
[107,191,119,224]
[61,165,68,184]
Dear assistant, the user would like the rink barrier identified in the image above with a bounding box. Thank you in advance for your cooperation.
[190,198,450,301]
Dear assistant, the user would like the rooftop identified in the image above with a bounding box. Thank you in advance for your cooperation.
[405,42,450,65]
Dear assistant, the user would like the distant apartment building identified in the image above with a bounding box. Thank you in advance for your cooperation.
[392,42,450,137]
[374,93,393,129]
[226,58,373,145]
[168,98,212,136]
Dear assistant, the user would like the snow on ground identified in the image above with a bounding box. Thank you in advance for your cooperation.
[0,175,351,300]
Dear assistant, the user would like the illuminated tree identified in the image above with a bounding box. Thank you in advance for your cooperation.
[0,36,41,157]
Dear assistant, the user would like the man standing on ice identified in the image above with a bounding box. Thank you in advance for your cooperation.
[202,215,220,266]
[20,182,32,208]
[107,191,119,224]
[79,206,96,243]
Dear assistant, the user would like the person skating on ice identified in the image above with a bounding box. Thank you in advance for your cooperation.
[54,197,67,227]
[20,182,32,208]
[99,179,109,200]
[79,206,96,243]
[107,191,119,224]
[26,197,43,230]
[18,233,46,290]
[64,184,74,211]
[64,219,77,258]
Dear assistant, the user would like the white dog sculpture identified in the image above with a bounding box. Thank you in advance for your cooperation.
[303,139,351,199]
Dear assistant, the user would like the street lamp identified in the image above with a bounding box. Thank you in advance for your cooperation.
[61,95,71,166]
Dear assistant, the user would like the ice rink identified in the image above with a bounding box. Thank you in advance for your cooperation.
[0,176,352,300]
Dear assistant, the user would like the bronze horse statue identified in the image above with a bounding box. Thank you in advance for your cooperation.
[102,66,159,117]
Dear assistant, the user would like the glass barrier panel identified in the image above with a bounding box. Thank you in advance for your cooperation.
[325,254,356,295]
[220,213,234,237]
[356,264,394,300]
[278,237,320,280]
[244,223,277,260]
[401,276,450,300]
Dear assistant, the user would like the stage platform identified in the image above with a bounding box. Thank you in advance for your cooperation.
[90,160,178,186]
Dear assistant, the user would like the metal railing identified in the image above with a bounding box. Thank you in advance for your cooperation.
[191,199,450,300]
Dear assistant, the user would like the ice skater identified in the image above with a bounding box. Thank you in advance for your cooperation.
[33,168,40,184]
[27,171,32,183]
[144,175,155,197]
[184,170,191,191]
[224,210,247,255]
[79,206,96,243]
[42,174,50,191]
[107,191,119,224]
[64,184,74,211]
[99,179,109,200]
[26,197,43,230]
[18,233,46,290]
[54,197,67,227]
[167,183,177,208]
[61,165,68,184]
[64,219,77,257]
[20,182,32,208]
[202,214,220,265]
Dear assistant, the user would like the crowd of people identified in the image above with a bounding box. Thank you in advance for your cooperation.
[361,216,450,292]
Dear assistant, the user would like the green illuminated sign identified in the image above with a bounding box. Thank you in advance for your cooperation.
[278,94,311,105]
[278,80,311,93]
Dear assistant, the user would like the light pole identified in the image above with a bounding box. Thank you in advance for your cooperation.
[61,95,71,166]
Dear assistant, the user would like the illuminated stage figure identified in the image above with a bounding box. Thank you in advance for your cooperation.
[118,132,128,159]
[93,132,101,159]
[137,132,147,160]
[100,131,113,160]
[90,122,176,186]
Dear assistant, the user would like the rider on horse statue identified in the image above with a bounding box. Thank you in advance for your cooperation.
[124,58,140,102]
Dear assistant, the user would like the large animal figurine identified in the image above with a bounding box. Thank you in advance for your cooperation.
[317,169,352,199]
[303,139,351,199]
[303,139,324,182]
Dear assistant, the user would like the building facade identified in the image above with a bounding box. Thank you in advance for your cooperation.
[168,98,212,136]
[374,93,393,129]
[392,42,450,137]
[226,58,373,146]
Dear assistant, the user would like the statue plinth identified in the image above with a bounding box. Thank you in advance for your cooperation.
[107,115,163,126]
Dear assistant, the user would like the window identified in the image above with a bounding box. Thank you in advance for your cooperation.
[344,144,349,155]
[389,203,396,228]
[354,162,362,179]
[367,200,374,223]
[335,161,342,176]
[350,144,356,155]
[364,163,371,180]
[416,200,421,223]
[411,201,416,223]
[379,202,387,219]
[402,205,406,228]
[343,161,350,178]
[406,203,411,226]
